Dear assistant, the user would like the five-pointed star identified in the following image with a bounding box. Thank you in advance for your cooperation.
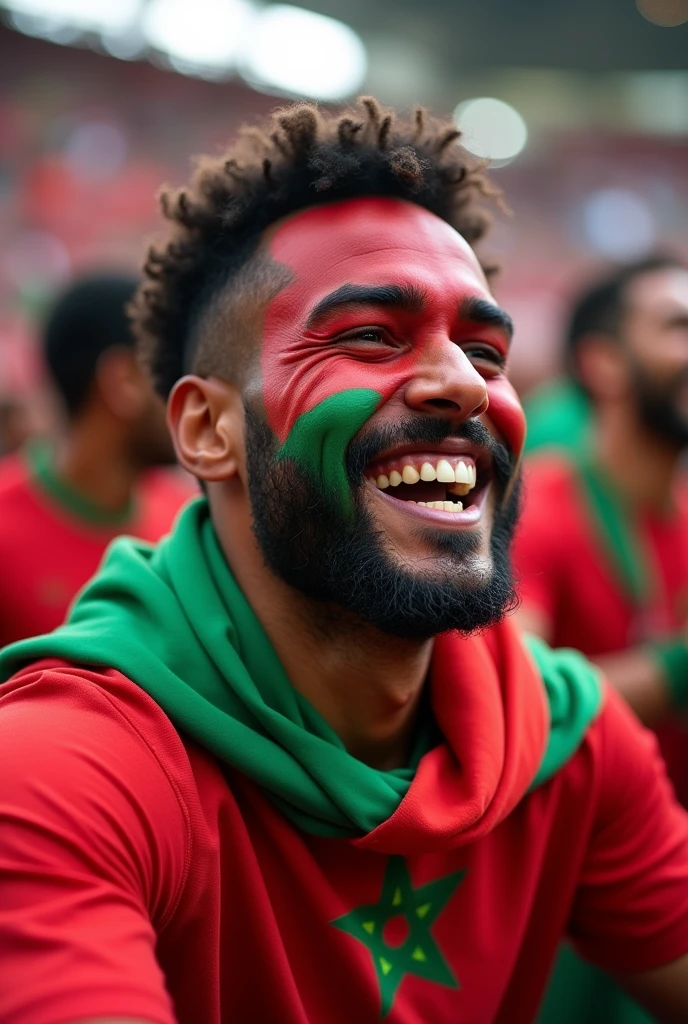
[331,856,466,1018]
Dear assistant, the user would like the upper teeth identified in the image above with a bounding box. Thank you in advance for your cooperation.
[374,459,477,491]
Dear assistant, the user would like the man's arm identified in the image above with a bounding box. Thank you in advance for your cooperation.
[567,687,688,1018]
[0,666,186,1024]
[618,954,688,1024]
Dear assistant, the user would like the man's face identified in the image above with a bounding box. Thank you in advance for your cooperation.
[622,268,688,445]
[131,378,177,468]
[240,197,526,637]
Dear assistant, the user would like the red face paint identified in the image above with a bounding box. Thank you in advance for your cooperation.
[261,197,526,485]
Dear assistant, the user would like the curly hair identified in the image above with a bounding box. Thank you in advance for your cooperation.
[131,96,503,398]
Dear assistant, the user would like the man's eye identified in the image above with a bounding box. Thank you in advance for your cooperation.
[464,344,506,368]
[340,328,387,344]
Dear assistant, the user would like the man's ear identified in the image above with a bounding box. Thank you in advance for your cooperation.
[167,375,243,482]
[95,347,148,420]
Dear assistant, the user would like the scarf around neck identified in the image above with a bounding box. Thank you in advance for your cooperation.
[0,498,601,854]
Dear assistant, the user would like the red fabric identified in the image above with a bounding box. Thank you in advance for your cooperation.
[359,625,548,855]
[512,453,688,806]
[0,454,193,645]
[2,664,688,1024]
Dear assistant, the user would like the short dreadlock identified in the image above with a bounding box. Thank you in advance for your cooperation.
[131,96,503,399]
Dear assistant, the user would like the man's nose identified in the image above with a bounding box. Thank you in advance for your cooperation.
[403,340,490,420]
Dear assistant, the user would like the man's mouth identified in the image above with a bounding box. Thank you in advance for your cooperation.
[364,450,489,515]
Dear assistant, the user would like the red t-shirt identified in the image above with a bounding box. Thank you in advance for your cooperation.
[513,454,688,805]
[0,451,193,645]
[1,662,688,1024]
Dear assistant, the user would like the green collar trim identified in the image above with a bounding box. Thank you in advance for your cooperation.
[576,457,655,608]
[27,439,137,529]
[526,633,603,789]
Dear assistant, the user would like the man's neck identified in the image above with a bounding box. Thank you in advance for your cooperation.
[594,403,682,512]
[214,502,432,772]
[55,422,138,514]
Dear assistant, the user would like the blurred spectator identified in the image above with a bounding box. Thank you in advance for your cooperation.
[523,380,590,455]
[0,396,32,455]
[513,255,688,1024]
[0,273,193,645]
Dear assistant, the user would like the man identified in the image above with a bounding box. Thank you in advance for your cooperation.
[1,99,688,1024]
[513,256,688,1024]
[0,274,192,645]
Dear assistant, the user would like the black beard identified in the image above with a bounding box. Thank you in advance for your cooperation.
[631,361,688,448]
[245,407,521,640]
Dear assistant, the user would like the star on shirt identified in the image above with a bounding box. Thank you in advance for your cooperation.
[331,856,465,1018]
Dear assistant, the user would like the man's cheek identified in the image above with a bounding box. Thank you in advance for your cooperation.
[263,345,411,444]
[276,389,383,512]
[486,378,527,459]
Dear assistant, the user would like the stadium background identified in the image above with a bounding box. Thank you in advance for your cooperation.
[0,0,687,437]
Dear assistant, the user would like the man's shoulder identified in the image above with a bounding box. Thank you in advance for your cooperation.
[0,452,34,510]
[522,451,579,497]
[542,680,673,821]
[0,661,195,798]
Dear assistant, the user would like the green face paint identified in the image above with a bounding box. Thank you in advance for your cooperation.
[276,389,382,512]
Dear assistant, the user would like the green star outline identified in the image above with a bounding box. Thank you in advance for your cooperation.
[331,856,465,1018]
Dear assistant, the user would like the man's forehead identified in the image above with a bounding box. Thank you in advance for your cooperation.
[264,196,486,284]
[626,267,688,311]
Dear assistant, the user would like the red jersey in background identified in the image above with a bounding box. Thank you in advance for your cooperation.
[512,452,688,805]
[0,443,193,645]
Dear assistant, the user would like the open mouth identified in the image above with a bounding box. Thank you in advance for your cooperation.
[364,450,490,515]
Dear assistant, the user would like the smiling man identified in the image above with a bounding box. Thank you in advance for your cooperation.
[2,99,688,1024]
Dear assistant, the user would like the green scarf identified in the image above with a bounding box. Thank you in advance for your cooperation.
[0,498,601,836]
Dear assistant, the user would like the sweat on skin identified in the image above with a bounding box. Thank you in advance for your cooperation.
[259,198,527,512]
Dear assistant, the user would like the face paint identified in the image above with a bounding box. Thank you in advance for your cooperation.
[261,197,523,506]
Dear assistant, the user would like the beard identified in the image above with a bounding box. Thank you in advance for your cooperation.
[632,362,688,448]
[245,406,521,641]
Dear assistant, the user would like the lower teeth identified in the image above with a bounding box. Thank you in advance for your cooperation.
[410,500,463,512]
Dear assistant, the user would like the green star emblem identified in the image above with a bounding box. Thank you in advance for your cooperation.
[331,856,465,1018]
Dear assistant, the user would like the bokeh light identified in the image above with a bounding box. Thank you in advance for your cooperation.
[241,5,367,101]
[582,188,656,260]
[636,0,688,27]
[142,0,254,76]
[453,97,528,165]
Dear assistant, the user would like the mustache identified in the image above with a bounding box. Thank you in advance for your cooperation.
[346,416,516,489]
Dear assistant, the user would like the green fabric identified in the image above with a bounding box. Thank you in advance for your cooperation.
[524,380,591,456]
[538,943,655,1024]
[27,438,136,527]
[649,638,688,707]
[0,498,600,837]
[0,497,429,838]
[576,458,653,607]
[277,389,382,512]
[525,634,603,789]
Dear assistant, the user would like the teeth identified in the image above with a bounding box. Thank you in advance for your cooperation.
[436,459,456,483]
[455,461,471,484]
[373,459,477,492]
[416,500,463,512]
[401,465,420,485]
[448,481,471,497]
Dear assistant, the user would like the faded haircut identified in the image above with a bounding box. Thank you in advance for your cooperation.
[130,96,504,398]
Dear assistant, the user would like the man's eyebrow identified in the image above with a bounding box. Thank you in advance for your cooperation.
[459,296,514,341]
[306,283,427,328]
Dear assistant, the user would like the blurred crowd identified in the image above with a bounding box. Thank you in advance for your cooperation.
[2,10,688,1024]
